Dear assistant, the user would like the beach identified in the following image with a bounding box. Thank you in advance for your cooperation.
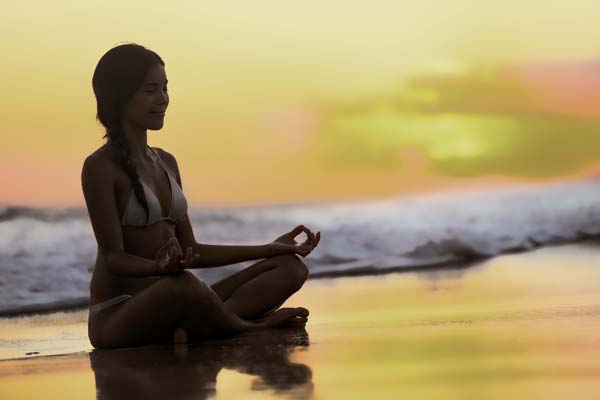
[5,2,600,398]
[1,241,600,399]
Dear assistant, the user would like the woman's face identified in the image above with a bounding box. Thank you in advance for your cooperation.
[122,63,169,131]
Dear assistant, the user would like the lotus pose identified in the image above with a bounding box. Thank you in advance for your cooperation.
[82,43,320,349]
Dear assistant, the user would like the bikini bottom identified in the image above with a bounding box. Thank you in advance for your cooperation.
[88,294,133,322]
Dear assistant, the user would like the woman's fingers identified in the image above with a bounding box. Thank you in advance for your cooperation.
[160,237,173,252]
[160,237,179,255]
[290,224,316,246]
[307,229,316,246]
[290,225,312,240]
[173,238,183,257]
[180,247,200,268]
[166,245,177,271]
[303,230,320,249]
[306,227,316,242]
[297,243,314,257]
[289,225,305,237]
[180,247,190,266]
[191,252,200,267]
[299,227,314,245]
[185,247,193,265]
[288,226,320,255]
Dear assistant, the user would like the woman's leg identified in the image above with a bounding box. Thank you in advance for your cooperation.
[210,254,309,319]
[91,271,307,348]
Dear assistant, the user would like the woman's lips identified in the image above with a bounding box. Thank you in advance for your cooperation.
[150,112,165,117]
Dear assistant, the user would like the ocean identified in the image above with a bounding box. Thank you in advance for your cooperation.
[1,178,600,316]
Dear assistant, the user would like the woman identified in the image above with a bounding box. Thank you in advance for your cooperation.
[82,43,321,349]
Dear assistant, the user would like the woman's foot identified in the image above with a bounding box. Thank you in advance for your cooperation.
[173,327,188,344]
[260,307,309,329]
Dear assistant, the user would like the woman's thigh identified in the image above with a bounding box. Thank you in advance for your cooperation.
[210,254,309,303]
[91,272,199,348]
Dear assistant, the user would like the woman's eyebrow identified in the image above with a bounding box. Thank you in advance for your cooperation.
[145,80,169,86]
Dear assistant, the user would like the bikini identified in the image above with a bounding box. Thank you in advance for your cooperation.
[88,146,189,323]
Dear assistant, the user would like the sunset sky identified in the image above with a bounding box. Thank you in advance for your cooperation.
[2,1,600,206]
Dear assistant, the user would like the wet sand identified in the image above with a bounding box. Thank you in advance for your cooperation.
[1,241,600,399]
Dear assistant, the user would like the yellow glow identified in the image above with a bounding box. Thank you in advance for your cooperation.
[2,244,600,398]
[0,370,95,400]
[3,1,600,205]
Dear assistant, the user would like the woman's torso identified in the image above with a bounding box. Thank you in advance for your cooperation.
[89,144,179,305]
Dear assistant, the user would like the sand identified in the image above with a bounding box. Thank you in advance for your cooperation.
[1,241,600,399]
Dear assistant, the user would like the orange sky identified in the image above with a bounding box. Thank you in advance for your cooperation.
[3,1,600,207]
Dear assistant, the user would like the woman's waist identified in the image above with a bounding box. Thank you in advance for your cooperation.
[90,266,161,305]
[121,224,177,257]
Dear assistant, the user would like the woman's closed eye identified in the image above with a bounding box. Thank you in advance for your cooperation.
[145,86,168,94]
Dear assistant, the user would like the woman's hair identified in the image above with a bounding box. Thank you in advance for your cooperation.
[92,43,165,224]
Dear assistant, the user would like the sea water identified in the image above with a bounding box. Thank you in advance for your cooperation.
[1,179,600,315]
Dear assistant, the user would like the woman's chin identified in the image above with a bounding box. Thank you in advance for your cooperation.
[148,122,165,130]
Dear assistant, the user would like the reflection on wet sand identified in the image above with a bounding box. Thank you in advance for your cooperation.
[90,328,313,400]
[4,243,600,399]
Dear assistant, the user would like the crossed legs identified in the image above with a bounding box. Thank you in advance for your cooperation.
[168,254,308,344]
[91,254,309,348]
[211,254,309,319]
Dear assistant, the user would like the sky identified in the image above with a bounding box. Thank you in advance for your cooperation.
[2,1,600,206]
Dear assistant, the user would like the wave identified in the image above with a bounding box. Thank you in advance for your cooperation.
[0,206,87,223]
[1,178,600,316]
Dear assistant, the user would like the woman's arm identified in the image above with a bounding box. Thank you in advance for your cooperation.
[102,251,161,276]
[157,148,286,268]
[173,208,279,268]
[192,242,277,268]
[82,153,164,277]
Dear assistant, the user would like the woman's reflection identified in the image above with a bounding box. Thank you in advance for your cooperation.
[90,328,313,399]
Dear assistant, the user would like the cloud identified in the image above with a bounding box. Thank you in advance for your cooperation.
[314,60,600,178]
[400,61,600,120]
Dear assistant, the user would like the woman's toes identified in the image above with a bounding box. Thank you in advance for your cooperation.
[287,316,308,326]
[295,307,309,317]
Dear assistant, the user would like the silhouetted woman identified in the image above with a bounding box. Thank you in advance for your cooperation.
[82,43,320,348]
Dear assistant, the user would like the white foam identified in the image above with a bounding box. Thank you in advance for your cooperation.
[1,179,600,314]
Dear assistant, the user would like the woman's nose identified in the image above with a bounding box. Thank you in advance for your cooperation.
[158,90,168,104]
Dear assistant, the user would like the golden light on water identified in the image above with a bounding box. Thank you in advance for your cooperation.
[2,243,600,398]
[2,1,600,206]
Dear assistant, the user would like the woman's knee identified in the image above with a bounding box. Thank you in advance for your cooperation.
[161,271,213,306]
[271,254,309,290]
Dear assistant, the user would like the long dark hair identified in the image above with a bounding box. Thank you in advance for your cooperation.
[92,43,165,224]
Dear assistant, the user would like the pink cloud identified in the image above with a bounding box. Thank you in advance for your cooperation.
[254,105,321,153]
[402,60,600,120]
[507,61,600,119]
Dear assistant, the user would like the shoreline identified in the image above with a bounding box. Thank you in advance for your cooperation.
[1,239,599,360]
[3,236,600,319]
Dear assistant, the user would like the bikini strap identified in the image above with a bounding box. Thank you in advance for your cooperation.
[147,145,176,180]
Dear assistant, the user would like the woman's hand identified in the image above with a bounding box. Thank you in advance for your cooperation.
[270,225,321,257]
[179,246,201,269]
[155,237,184,274]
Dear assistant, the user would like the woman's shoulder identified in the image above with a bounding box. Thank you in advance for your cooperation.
[152,147,181,182]
[153,147,178,169]
[152,146,174,161]
[82,145,117,175]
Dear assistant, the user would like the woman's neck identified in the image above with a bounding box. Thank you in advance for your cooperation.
[123,123,150,161]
